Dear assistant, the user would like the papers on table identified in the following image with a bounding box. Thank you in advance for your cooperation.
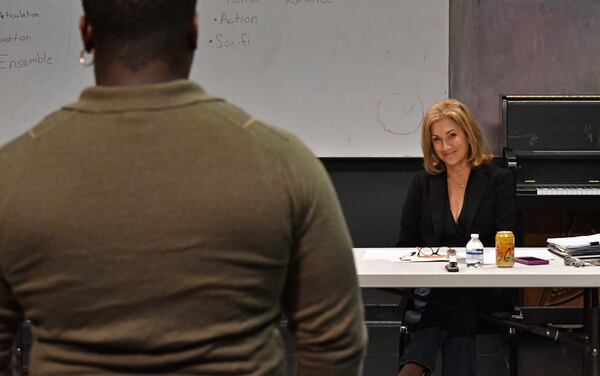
[547,233,600,248]
[401,252,448,262]
[547,233,600,258]
[361,248,413,262]
[360,248,449,262]
[359,248,449,263]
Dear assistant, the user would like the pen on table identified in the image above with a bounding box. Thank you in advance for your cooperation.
[400,251,416,261]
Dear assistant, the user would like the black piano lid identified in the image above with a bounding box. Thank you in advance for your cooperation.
[502,95,600,153]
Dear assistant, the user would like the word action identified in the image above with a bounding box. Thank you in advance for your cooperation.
[215,12,258,25]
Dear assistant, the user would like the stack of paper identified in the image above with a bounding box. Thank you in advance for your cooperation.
[547,233,600,258]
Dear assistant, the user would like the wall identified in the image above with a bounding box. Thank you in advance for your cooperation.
[451,0,600,153]
[324,158,422,247]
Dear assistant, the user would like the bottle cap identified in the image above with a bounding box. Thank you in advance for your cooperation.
[470,233,479,238]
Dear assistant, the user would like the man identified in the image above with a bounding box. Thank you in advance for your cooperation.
[0,1,367,374]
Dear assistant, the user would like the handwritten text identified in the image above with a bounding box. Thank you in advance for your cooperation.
[216,12,258,25]
[285,0,333,4]
[0,33,32,45]
[226,0,259,4]
[0,51,53,71]
[209,33,251,49]
[0,9,41,21]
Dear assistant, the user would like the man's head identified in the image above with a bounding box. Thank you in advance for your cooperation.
[81,0,198,79]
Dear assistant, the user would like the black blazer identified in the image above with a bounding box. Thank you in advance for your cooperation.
[397,164,515,248]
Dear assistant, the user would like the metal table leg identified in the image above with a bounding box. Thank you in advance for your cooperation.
[583,288,599,376]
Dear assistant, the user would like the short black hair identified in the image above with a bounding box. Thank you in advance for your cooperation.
[82,0,197,72]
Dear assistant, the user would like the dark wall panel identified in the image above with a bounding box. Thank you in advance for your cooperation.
[450,0,600,153]
[323,158,422,247]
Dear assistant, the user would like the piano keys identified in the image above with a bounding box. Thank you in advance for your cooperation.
[535,186,600,196]
[502,95,600,199]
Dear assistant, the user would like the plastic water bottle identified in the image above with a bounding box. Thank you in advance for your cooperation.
[466,233,484,268]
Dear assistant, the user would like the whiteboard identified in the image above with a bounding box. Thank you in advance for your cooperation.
[0,0,448,157]
[0,2,93,147]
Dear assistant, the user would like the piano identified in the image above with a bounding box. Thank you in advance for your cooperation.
[502,96,600,312]
[501,96,600,312]
[502,95,600,199]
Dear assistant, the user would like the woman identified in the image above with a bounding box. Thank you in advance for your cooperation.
[397,99,515,376]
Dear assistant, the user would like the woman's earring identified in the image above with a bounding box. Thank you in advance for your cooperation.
[79,48,94,67]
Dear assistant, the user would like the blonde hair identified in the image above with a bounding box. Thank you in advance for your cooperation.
[421,99,493,174]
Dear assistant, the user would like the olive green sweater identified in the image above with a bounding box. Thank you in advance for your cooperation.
[0,80,366,375]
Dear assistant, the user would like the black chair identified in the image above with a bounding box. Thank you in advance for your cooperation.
[365,288,520,375]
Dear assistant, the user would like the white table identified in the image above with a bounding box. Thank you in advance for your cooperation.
[354,247,600,376]
[354,247,600,288]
